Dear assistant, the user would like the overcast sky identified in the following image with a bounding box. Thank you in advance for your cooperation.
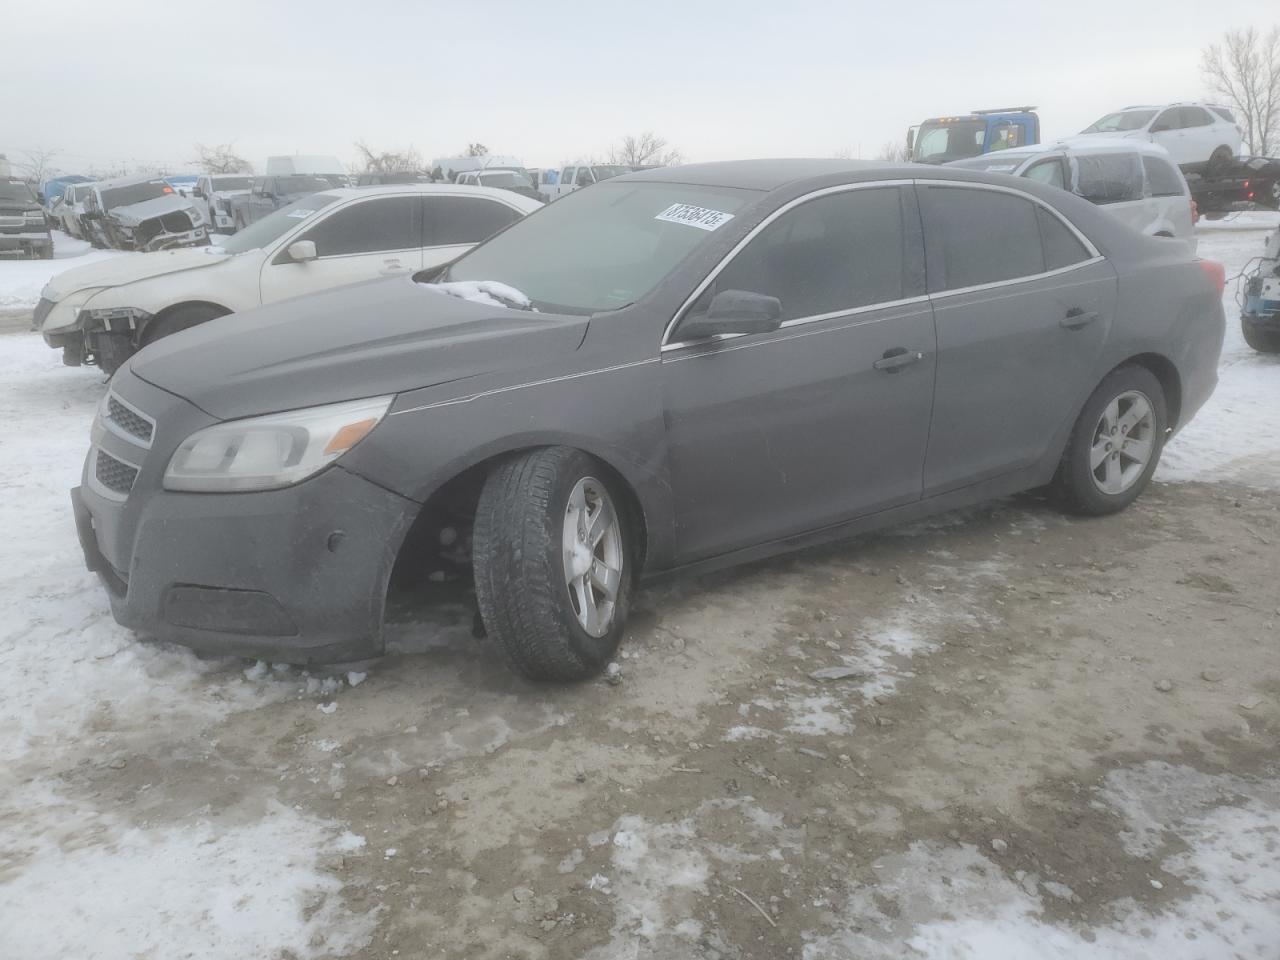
[4,0,1267,176]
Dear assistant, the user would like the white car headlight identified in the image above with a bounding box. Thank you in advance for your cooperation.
[164,396,393,493]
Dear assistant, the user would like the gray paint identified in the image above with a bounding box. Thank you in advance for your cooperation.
[79,161,1225,662]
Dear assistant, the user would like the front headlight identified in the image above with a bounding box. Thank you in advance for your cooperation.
[163,396,393,492]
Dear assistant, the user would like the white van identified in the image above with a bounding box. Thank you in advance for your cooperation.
[430,155,524,182]
[265,155,349,186]
[949,139,1195,244]
[541,163,633,201]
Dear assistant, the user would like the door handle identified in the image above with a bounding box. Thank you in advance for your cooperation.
[873,348,924,373]
[1060,308,1099,330]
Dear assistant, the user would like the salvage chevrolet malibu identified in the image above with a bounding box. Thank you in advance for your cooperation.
[73,160,1226,681]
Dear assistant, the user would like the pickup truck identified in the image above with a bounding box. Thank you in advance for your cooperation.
[227,175,333,230]
[0,178,53,259]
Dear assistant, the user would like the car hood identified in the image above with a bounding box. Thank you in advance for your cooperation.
[128,277,590,421]
[107,194,198,226]
[44,248,229,301]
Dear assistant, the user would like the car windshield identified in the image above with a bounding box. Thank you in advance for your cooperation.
[479,171,534,188]
[1082,110,1156,133]
[100,180,173,209]
[279,175,334,195]
[947,152,1036,174]
[0,179,38,204]
[212,176,252,191]
[437,181,755,314]
[216,194,340,254]
[913,121,986,162]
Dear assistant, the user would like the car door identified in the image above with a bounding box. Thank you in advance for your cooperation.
[1177,106,1216,164]
[1148,108,1188,164]
[422,194,523,267]
[917,182,1116,495]
[258,194,422,304]
[661,183,936,562]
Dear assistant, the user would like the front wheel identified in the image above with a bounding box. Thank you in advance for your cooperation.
[1054,365,1167,516]
[472,447,633,681]
[140,304,229,348]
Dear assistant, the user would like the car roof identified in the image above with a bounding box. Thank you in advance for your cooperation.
[323,182,543,207]
[93,174,176,190]
[615,159,916,192]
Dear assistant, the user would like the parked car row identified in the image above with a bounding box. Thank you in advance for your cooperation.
[34,159,1227,683]
[38,183,541,372]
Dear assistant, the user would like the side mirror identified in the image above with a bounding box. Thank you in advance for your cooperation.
[287,240,317,262]
[675,289,783,341]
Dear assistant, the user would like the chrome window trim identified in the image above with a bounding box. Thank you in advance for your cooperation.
[661,177,1105,352]
[104,390,156,450]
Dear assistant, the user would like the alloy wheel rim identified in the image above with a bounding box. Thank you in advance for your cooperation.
[1089,390,1155,495]
[562,477,623,638]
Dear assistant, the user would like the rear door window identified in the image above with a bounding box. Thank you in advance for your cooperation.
[1179,106,1213,128]
[1036,206,1091,271]
[918,186,1045,291]
[1142,156,1185,197]
[1024,158,1066,190]
[1075,153,1145,204]
[1152,109,1181,132]
[690,186,920,323]
[424,196,520,246]
[298,196,417,257]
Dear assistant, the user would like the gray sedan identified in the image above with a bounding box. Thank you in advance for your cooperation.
[73,160,1225,680]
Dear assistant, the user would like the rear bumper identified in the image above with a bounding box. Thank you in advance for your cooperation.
[74,463,420,664]
[0,233,52,255]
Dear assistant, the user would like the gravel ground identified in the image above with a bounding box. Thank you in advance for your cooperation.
[0,216,1277,959]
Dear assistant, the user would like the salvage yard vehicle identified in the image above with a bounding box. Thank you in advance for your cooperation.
[227,175,332,229]
[1241,224,1280,353]
[266,155,348,186]
[39,174,93,216]
[454,168,542,200]
[1077,102,1240,172]
[356,171,434,186]
[52,181,98,238]
[1186,155,1280,215]
[71,160,1226,680]
[80,176,208,252]
[542,163,631,200]
[0,178,54,259]
[192,174,253,233]
[949,139,1196,242]
[908,107,1041,164]
[39,183,540,373]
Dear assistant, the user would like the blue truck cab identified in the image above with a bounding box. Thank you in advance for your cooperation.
[909,108,1041,164]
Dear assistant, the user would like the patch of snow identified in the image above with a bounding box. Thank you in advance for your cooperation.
[0,781,378,960]
[427,279,534,310]
[784,695,852,736]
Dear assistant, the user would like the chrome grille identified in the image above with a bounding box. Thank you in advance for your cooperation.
[94,450,139,496]
[107,396,154,444]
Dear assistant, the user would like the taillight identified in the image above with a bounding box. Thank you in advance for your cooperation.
[1197,259,1225,295]
[1190,199,1200,223]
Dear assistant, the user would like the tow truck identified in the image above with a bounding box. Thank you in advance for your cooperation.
[908,107,1041,164]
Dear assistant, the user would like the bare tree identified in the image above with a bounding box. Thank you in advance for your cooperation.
[353,141,423,173]
[191,143,253,174]
[17,147,59,183]
[608,132,682,168]
[465,143,489,157]
[874,141,910,163]
[1201,26,1280,156]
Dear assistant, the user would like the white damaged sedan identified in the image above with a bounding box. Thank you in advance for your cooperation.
[37,183,541,373]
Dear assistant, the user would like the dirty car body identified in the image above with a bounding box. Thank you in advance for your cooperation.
[82,176,208,252]
[72,160,1226,664]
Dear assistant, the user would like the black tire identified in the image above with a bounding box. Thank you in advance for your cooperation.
[1207,146,1233,172]
[140,304,228,348]
[472,447,634,681]
[1242,321,1280,354]
[1054,365,1168,516]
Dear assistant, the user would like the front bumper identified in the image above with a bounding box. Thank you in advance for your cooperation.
[0,231,52,256]
[74,376,420,662]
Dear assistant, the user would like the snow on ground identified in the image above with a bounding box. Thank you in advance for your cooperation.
[0,230,130,309]
[1157,211,1280,489]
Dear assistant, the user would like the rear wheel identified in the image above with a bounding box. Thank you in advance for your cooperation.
[1207,146,1233,172]
[473,447,632,681]
[140,304,229,348]
[1243,321,1280,354]
[1055,365,1167,516]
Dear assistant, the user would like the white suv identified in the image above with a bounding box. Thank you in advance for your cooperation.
[949,139,1196,245]
[1078,102,1240,171]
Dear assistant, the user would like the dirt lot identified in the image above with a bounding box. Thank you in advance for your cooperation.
[2,220,1278,958]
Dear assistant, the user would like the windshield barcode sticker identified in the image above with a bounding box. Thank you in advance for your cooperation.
[655,203,734,231]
